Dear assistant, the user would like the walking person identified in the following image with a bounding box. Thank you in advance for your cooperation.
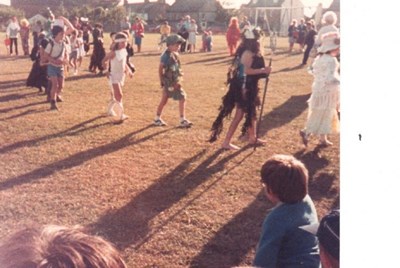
[209,27,271,150]
[300,32,340,147]
[19,18,30,56]
[301,21,317,65]
[226,17,241,56]
[131,17,144,53]
[154,34,192,128]
[6,16,20,56]
[42,17,76,110]
[102,32,133,123]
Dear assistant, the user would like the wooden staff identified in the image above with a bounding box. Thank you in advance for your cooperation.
[254,57,272,151]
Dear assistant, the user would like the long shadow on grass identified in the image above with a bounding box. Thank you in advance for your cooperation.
[90,146,253,250]
[190,147,333,267]
[0,79,28,90]
[0,108,47,121]
[186,55,232,65]
[189,191,272,268]
[271,64,306,74]
[257,94,310,138]
[0,100,48,114]
[0,115,107,155]
[0,92,38,103]
[0,125,166,191]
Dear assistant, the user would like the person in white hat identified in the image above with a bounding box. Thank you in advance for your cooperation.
[315,11,339,47]
[300,32,340,147]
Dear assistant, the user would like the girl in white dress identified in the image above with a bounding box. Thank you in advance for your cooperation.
[102,32,133,123]
[300,32,340,147]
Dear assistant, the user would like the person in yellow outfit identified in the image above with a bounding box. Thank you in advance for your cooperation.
[158,21,171,51]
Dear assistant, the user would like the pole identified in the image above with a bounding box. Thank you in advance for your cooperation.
[254,57,272,151]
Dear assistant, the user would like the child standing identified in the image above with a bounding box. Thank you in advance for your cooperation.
[300,32,340,147]
[254,154,320,268]
[69,30,80,75]
[102,32,132,123]
[154,34,192,128]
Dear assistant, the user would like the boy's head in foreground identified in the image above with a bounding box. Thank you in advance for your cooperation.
[261,154,308,204]
[0,225,127,268]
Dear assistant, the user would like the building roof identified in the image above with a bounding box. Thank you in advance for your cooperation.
[326,0,340,12]
[168,0,215,12]
[126,1,168,13]
[244,0,285,8]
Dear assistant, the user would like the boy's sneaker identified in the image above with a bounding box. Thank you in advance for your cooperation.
[154,118,167,126]
[179,119,193,128]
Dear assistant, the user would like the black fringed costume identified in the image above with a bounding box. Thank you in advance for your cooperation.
[209,52,266,143]
[26,37,50,92]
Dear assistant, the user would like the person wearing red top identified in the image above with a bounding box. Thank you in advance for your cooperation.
[226,17,241,56]
[131,17,144,53]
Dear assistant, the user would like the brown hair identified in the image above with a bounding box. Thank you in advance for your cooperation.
[0,225,127,268]
[260,154,308,203]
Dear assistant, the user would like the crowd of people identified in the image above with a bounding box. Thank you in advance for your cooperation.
[1,11,340,267]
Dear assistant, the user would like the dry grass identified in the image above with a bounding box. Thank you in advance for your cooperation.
[0,32,339,267]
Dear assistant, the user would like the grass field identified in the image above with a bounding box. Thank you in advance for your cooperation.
[0,32,339,267]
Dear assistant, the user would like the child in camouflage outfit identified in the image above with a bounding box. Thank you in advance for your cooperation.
[154,34,192,128]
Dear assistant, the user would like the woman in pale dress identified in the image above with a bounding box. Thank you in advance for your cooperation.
[187,19,197,53]
[300,32,340,147]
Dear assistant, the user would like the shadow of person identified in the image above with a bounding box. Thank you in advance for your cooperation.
[90,147,253,250]
[189,190,273,268]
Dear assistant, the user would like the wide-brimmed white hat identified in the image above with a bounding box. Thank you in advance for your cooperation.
[318,32,340,53]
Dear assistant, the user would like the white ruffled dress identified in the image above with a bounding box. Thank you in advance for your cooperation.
[305,54,340,135]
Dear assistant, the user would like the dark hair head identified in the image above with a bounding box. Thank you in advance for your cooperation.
[261,154,308,203]
[51,26,64,38]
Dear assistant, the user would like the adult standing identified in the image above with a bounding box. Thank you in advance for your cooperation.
[20,18,30,56]
[297,18,307,51]
[6,16,20,56]
[239,16,251,31]
[120,16,131,32]
[177,16,189,53]
[226,17,241,56]
[301,21,317,65]
[131,17,144,53]
[80,18,92,54]
[288,19,297,52]
[209,28,271,150]
[187,19,198,53]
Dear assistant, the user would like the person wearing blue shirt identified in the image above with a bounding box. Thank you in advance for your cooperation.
[254,154,320,268]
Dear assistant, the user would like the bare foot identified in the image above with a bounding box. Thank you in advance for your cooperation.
[249,138,266,146]
[319,140,333,146]
[221,143,240,150]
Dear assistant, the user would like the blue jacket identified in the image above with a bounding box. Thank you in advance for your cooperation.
[253,195,320,268]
